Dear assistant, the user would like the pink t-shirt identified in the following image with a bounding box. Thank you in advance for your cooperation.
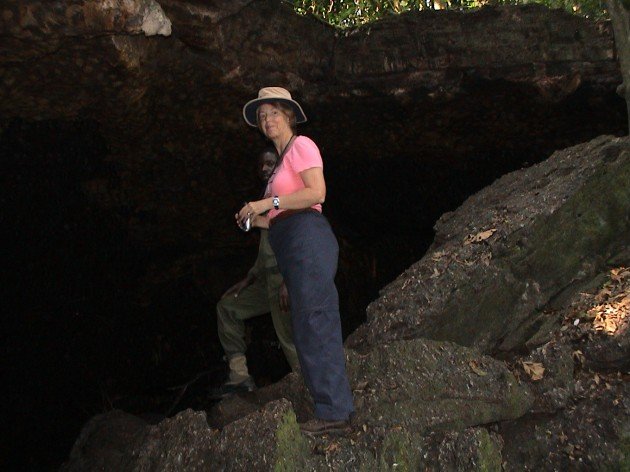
[267,135,323,220]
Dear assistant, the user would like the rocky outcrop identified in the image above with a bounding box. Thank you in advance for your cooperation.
[347,135,630,353]
[63,338,531,471]
[63,400,308,471]
[347,339,532,431]
[0,1,620,122]
[63,135,630,471]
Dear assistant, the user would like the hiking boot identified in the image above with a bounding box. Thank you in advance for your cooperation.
[208,376,256,400]
[299,418,350,436]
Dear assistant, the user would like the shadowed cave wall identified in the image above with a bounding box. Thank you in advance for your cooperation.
[1,1,628,469]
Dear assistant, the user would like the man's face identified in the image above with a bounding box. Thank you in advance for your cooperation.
[259,152,277,181]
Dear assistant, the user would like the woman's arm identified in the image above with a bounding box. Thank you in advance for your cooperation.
[237,167,326,221]
[252,214,270,229]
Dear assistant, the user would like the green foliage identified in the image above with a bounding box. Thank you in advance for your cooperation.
[291,0,609,28]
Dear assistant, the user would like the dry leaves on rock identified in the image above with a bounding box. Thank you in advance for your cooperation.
[431,250,448,261]
[324,442,341,454]
[572,350,585,366]
[469,360,488,376]
[521,361,545,381]
[561,267,629,337]
[480,251,493,266]
[587,267,629,335]
[464,228,497,245]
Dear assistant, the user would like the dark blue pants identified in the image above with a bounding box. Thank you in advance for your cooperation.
[269,211,354,421]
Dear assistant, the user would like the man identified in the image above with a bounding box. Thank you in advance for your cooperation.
[210,148,298,399]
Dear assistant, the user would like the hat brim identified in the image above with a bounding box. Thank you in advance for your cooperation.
[242,97,307,127]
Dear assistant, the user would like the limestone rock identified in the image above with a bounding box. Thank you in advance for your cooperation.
[348,136,630,353]
[62,400,307,471]
[500,379,630,470]
[62,410,149,471]
[348,339,533,432]
[522,340,575,413]
[212,399,307,471]
[434,428,504,471]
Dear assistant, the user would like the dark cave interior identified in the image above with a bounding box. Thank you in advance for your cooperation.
[3,0,630,468]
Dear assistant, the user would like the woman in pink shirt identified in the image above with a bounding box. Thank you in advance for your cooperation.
[237,87,354,435]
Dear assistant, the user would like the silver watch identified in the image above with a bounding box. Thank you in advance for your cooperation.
[272,196,280,210]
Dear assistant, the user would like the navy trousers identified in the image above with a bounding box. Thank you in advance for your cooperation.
[269,211,354,421]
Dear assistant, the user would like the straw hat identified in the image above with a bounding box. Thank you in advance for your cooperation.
[243,87,307,127]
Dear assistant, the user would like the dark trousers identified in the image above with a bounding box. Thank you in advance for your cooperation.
[269,211,354,421]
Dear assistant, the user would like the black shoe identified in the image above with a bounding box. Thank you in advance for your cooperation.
[208,377,256,400]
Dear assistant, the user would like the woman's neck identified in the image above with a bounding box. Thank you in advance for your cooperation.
[274,132,295,156]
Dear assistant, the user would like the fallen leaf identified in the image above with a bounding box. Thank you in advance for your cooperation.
[431,250,447,261]
[572,350,585,365]
[610,268,628,282]
[325,442,340,454]
[469,360,488,376]
[464,228,497,245]
[522,361,545,381]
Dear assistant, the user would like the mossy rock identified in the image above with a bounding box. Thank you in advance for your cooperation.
[348,338,533,432]
[274,409,309,472]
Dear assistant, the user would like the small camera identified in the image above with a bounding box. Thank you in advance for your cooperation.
[239,215,252,232]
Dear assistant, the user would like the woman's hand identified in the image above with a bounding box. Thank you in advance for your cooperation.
[236,200,270,227]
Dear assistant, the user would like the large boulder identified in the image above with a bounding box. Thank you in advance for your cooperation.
[347,338,532,431]
[500,379,630,470]
[348,135,630,353]
[63,400,309,471]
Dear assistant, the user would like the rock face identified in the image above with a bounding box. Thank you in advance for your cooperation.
[347,339,532,431]
[63,400,307,471]
[347,135,630,353]
[62,136,630,471]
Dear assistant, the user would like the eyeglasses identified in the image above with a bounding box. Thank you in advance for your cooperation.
[257,109,283,123]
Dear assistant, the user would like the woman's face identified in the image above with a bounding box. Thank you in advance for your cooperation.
[257,104,291,140]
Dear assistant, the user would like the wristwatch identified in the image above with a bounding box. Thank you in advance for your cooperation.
[272,196,280,210]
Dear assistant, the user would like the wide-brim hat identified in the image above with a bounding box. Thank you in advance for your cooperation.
[243,87,307,127]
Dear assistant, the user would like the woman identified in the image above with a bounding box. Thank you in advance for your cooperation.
[237,87,354,435]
